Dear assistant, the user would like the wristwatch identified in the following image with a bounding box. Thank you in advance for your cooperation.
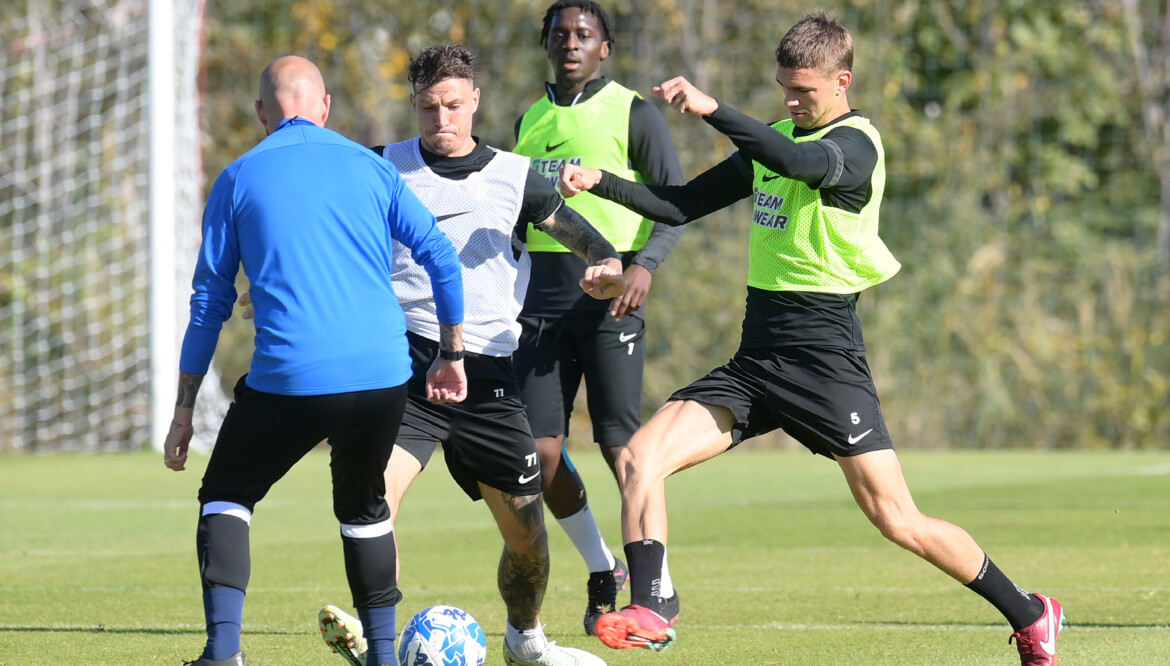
[438,348,465,361]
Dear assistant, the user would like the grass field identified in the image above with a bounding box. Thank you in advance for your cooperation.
[1,448,1168,665]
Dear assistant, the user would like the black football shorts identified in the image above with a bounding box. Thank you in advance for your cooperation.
[669,345,893,459]
[515,310,644,447]
[395,332,541,500]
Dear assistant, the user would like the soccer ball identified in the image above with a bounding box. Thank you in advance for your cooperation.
[398,605,487,666]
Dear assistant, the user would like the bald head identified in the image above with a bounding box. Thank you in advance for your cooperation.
[254,56,331,134]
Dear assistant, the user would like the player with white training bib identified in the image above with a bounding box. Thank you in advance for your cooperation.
[315,44,620,666]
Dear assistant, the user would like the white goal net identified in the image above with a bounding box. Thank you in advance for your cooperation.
[1,0,225,452]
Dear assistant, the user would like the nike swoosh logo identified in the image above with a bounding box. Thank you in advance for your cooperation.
[1038,596,1057,655]
[618,332,637,342]
[762,174,781,182]
[435,211,473,221]
[545,139,570,152]
[847,428,874,444]
[518,471,540,484]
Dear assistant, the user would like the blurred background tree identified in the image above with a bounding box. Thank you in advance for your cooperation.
[7,0,1161,451]
[200,0,1169,451]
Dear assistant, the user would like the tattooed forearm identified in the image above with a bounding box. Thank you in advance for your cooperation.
[497,493,549,628]
[175,372,204,409]
[439,322,464,352]
[539,204,620,267]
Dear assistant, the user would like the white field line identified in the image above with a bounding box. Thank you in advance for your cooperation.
[1136,463,1170,476]
[703,622,1170,632]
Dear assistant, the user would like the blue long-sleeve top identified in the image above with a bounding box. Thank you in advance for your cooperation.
[179,118,463,395]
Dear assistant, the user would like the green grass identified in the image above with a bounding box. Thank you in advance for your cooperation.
[1,448,1168,665]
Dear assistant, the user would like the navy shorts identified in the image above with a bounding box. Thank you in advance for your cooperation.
[515,310,644,447]
[395,332,541,501]
[669,346,893,459]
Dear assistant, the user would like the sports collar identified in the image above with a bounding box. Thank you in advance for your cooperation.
[275,116,314,131]
[545,77,611,107]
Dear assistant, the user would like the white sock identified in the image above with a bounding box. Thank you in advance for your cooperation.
[505,620,546,660]
[660,550,675,599]
[555,504,615,573]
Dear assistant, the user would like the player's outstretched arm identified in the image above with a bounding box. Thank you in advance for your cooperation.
[653,76,718,117]
[164,371,202,471]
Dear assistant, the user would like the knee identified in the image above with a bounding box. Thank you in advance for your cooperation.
[870,509,927,555]
[614,438,664,487]
[613,445,637,488]
[535,437,564,470]
[504,521,549,558]
[497,495,549,554]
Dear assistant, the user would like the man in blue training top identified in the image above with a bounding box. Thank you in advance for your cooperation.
[163,55,465,666]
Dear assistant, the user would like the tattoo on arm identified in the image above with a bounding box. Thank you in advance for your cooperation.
[540,204,620,266]
[439,322,464,352]
[497,493,549,628]
[175,372,204,409]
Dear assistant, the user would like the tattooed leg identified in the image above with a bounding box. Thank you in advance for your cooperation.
[481,485,549,629]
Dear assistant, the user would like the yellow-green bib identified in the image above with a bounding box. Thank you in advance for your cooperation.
[748,116,900,292]
[516,82,651,252]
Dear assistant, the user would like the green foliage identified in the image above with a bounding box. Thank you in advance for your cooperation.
[1,450,1169,663]
[195,1,1169,449]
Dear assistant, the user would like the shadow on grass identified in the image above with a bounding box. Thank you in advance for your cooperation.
[0,626,305,635]
[859,620,1170,630]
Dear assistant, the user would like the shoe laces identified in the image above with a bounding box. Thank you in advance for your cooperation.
[1009,630,1043,662]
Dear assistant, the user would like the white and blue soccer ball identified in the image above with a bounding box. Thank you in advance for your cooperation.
[398,604,487,666]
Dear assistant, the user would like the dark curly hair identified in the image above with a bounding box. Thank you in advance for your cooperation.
[539,0,615,50]
[407,43,476,92]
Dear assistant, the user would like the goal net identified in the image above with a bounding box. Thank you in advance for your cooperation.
[0,0,225,452]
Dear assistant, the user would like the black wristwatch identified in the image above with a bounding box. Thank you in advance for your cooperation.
[438,348,465,361]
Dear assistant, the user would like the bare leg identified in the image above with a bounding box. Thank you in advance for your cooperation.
[615,400,736,545]
[592,400,735,651]
[835,449,984,582]
[383,445,424,581]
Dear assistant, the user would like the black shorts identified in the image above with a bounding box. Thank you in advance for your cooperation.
[198,375,407,525]
[515,310,644,447]
[395,332,541,501]
[669,346,893,459]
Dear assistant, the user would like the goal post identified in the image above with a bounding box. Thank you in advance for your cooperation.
[0,0,225,453]
[149,0,177,452]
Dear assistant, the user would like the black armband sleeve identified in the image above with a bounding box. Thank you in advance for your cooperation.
[702,102,831,187]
